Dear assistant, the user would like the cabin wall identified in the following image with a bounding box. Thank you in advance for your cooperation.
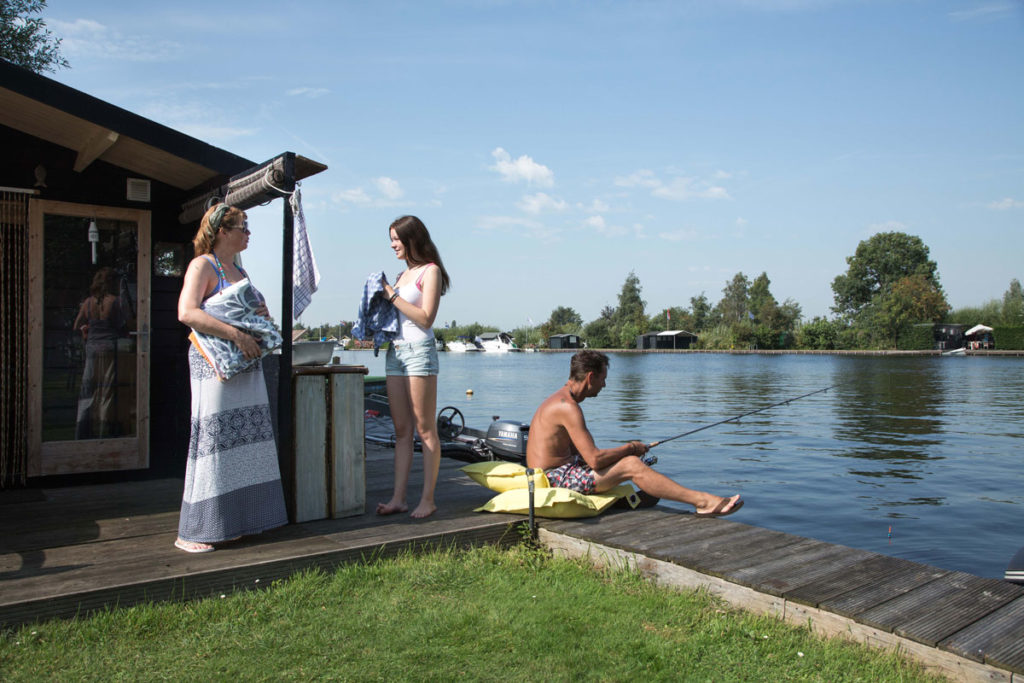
[2,124,199,482]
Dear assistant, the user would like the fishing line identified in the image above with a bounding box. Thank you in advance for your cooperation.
[647,384,842,449]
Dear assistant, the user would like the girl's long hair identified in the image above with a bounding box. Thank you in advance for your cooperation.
[390,215,451,295]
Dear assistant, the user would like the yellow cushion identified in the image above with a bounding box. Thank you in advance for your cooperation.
[475,483,639,518]
[460,461,550,493]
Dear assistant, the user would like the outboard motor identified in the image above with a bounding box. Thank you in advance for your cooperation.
[1006,546,1024,585]
[485,420,529,462]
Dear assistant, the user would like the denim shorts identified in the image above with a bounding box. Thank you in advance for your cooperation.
[385,338,439,376]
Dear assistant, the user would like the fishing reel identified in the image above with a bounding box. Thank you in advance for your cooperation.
[436,406,465,440]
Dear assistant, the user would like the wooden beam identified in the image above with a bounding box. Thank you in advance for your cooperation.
[73,128,120,172]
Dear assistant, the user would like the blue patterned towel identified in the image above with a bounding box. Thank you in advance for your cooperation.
[189,278,283,381]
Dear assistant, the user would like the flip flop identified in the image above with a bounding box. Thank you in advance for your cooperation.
[695,497,744,518]
[175,538,215,553]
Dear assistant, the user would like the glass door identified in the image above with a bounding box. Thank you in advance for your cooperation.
[28,200,150,476]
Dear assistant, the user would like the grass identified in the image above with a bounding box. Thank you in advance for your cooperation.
[0,543,945,682]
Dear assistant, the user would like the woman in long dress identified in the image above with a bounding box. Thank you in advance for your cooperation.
[174,203,287,553]
[377,216,451,519]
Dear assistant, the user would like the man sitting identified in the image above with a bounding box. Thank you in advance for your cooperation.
[526,350,743,517]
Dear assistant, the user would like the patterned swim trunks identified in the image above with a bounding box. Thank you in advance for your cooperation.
[545,455,596,494]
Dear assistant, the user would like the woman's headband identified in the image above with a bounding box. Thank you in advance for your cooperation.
[208,204,231,230]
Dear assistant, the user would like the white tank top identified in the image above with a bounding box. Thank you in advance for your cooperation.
[396,265,434,342]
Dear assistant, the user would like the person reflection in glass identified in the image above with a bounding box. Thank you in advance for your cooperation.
[72,266,129,438]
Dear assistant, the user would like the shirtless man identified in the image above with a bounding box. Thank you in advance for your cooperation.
[525,350,743,517]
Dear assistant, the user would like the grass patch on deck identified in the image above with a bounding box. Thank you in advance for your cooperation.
[0,544,943,681]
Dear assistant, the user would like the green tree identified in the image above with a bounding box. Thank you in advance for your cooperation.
[539,306,582,343]
[1003,279,1024,326]
[582,317,613,349]
[796,317,839,350]
[747,272,776,322]
[1,0,68,73]
[874,274,950,347]
[831,232,941,320]
[717,272,750,323]
[690,293,711,331]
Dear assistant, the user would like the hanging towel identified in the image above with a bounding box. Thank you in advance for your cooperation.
[291,186,320,319]
[350,271,399,355]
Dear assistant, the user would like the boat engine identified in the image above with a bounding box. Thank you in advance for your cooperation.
[485,420,529,462]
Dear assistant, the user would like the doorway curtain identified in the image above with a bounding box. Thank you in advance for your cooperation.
[1,189,30,488]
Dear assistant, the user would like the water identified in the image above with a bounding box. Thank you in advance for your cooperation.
[336,349,1024,579]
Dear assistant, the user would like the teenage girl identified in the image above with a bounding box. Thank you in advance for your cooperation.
[378,216,451,518]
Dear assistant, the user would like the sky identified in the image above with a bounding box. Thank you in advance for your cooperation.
[41,0,1024,331]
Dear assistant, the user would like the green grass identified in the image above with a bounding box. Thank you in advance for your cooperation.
[0,544,945,682]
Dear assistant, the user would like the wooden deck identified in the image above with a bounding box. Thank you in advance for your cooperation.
[0,445,520,628]
[3,446,1024,681]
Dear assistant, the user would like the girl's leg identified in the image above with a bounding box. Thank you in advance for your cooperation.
[407,374,439,518]
[378,375,414,515]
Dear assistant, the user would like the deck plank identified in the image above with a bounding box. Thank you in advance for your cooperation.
[938,596,1024,670]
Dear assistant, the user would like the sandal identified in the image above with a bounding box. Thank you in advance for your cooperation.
[174,538,215,554]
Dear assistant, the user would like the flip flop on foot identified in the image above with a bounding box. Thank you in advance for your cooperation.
[174,538,215,553]
[695,495,744,518]
[376,501,408,516]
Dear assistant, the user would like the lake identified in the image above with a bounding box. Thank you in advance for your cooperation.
[335,349,1024,579]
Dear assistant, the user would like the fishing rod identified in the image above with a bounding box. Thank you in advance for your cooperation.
[648,384,842,449]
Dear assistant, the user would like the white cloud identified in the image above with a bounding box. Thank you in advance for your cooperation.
[653,177,730,201]
[583,215,627,237]
[333,187,371,204]
[614,169,661,189]
[374,177,404,200]
[287,87,330,98]
[616,169,730,201]
[51,19,182,62]
[584,199,610,213]
[949,4,1016,21]
[988,197,1024,210]
[490,148,554,187]
[519,192,567,214]
[736,217,749,227]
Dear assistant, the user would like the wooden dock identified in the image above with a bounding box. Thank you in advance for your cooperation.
[3,446,1023,682]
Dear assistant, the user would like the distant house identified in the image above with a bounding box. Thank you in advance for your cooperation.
[636,330,698,350]
[548,333,581,349]
[933,323,965,351]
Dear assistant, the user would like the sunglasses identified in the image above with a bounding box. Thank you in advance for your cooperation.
[224,223,251,235]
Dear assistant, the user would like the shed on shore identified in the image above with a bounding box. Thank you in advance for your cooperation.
[636,330,698,350]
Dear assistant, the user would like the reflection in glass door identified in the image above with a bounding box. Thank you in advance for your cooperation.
[28,201,150,476]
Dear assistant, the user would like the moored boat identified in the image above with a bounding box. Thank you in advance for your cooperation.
[476,331,521,352]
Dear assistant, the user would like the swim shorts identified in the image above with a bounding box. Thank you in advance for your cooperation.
[544,455,596,494]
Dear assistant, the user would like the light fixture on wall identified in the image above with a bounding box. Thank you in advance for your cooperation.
[88,218,99,264]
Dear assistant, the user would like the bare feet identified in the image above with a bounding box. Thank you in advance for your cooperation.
[695,494,744,518]
[376,500,408,515]
[410,502,437,519]
[174,538,214,553]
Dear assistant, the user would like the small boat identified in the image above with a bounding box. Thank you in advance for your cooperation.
[476,331,521,353]
[445,336,483,353]
[942,347,966,356]
[1006,546,1024,585]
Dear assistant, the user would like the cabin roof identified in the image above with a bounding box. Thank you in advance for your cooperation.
[0,58,255,190]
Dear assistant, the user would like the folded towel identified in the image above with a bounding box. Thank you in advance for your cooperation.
[189,278,283,381]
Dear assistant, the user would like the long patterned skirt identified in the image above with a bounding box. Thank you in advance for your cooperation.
[178,345,288,543]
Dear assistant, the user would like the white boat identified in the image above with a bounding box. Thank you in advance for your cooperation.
[446,336,483,352]
[476,331,521,353]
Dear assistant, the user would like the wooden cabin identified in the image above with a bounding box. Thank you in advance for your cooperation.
[0,59,324,491]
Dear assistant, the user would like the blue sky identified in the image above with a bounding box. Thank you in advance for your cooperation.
[44,0,1023,330]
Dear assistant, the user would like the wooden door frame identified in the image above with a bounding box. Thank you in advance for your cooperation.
[27,199,151,476]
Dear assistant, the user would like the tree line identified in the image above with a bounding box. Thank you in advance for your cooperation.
[310,231,1021,351]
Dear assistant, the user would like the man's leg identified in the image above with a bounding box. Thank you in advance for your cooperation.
[593,456,741,516]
